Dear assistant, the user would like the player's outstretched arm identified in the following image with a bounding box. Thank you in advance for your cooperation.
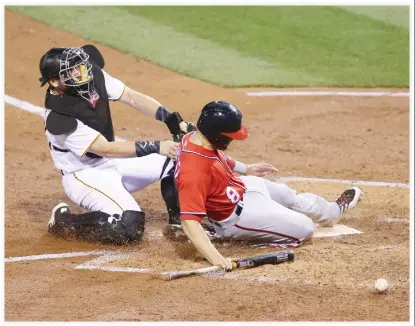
[89,134,178,159]
[226,155,277,177]
[118,86,192,135]
[246,162,278,177]
[232,160,278,177]
[119,86,163,118]
[181,219,233,271]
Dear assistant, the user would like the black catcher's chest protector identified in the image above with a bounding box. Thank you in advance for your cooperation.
[44,65,115,142]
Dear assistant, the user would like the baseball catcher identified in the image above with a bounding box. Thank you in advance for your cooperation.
[174,101,362,270]
[39,45,195,245]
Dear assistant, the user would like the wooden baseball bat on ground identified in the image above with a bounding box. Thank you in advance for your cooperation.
[158,250,295,281]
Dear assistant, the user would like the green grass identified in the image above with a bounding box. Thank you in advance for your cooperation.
[8,6,409,87]
[340,6,409,29]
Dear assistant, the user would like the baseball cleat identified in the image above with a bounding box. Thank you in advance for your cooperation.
[162,224,185,241]
[48,202,70,229]
[335,187,362,213]
[162,223,220,242]
[168,214,182,226]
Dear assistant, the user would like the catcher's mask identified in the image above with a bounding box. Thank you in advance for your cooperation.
[39,47,99,103]
[196,101,248,151]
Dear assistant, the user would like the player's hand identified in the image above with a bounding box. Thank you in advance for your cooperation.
[160,140,179,159]
[246,163,278,177]
[179,121,197,134]
[212,256,234,271]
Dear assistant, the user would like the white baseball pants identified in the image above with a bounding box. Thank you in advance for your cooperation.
[212,176,341,246]
[61,154,173,215]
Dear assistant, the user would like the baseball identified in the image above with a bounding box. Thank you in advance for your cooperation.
[374,278,389,293]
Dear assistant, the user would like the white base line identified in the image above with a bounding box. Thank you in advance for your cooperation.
[279,177,409,189]
[5,94,44,116]
[377,218,409,223]
[75,265,151,273]
[5,94,125,141]
[5,94,409,189]
[4,250,110,263]
[246,91,410,97]
[73,251,151,273]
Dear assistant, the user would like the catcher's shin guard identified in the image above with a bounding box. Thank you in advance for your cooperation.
[161,172,181,225]
[49,208,145,245]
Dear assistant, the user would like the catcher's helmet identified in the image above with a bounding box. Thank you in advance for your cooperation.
[39,46,98,102]
[197,101,248,150]
[39,47,66,87]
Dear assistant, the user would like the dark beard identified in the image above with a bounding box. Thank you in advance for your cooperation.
[206,134,233,151]
[213,142,230,151]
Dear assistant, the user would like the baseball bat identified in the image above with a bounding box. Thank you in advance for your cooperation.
[159,250,294,281]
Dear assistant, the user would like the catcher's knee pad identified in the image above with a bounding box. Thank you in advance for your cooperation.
[161,172,181,225]
[50,209,145,245]
[49,209,110,242]
[98,210,145,245]
[119,210,146,243]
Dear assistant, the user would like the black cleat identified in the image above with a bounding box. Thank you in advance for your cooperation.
[48,202,70,234]
[168,213,182,226]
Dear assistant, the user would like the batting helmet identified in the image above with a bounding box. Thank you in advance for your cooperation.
[39,47,98,102]
[197,101,248,150]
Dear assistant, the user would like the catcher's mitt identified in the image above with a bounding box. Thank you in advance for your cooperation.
[164,112,197,142]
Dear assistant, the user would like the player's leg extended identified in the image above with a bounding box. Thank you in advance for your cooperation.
[48,204,145,245]
[49,166,145,244]
[217,191,314,246]
[112,154,179,224]
[62,165,141,214]
[259,177,362,226]
[112,154,174,192]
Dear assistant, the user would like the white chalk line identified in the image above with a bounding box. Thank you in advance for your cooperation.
[4,250,111,263]
[8,246,402,285]
[75,265,151,273]
[4,244,404,285]
[5,94,409,189]
[279,176,409,189]
[378,245,394,250]
[78,251,126,264]
[377,218,409,223]
[4,249,152,273]
[4,249,152,274]
[246,91,410,97]
[73,251,152,273]
[5,94,44,116]
[4,94,125,141]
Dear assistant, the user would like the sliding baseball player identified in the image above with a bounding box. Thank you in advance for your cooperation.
[174,101,362,270]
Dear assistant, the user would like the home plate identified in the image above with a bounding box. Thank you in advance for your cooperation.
[313,224,362,238]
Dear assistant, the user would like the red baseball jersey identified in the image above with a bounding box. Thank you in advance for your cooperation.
[175,132,246,222]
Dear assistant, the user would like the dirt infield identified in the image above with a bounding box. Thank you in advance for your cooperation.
[4,10,410,321]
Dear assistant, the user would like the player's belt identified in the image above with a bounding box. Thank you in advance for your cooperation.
[49,142,69,153]
[235,198,244,216]
[209,197,245,229]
